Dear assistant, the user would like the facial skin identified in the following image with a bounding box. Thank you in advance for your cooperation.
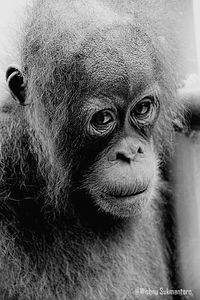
[80,92,160,217]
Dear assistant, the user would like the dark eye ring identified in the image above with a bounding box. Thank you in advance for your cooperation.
[130,97,159,127]
[88,109,116,135]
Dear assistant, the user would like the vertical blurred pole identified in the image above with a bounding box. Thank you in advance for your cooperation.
[193,0,200,73]
[173,134,200,298]
[173,1,200,297]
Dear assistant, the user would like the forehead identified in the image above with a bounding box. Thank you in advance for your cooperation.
[78,24,156,100]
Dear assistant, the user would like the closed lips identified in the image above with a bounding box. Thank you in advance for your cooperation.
[106,184,148,198]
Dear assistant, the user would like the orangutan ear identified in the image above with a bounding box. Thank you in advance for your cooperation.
[6,66,26,105]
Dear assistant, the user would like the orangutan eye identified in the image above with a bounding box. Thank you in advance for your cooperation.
[130,97,160,127]
[88,109,116,135]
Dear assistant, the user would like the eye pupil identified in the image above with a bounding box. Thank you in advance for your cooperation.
[89,109,116,135]
[93,111,112,125]
[92,111,113,126]
[134,100,151,116]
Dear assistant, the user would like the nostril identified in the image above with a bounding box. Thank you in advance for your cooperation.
[138,147,143,154]
[116,146,143,163]
[116,152,131,163]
